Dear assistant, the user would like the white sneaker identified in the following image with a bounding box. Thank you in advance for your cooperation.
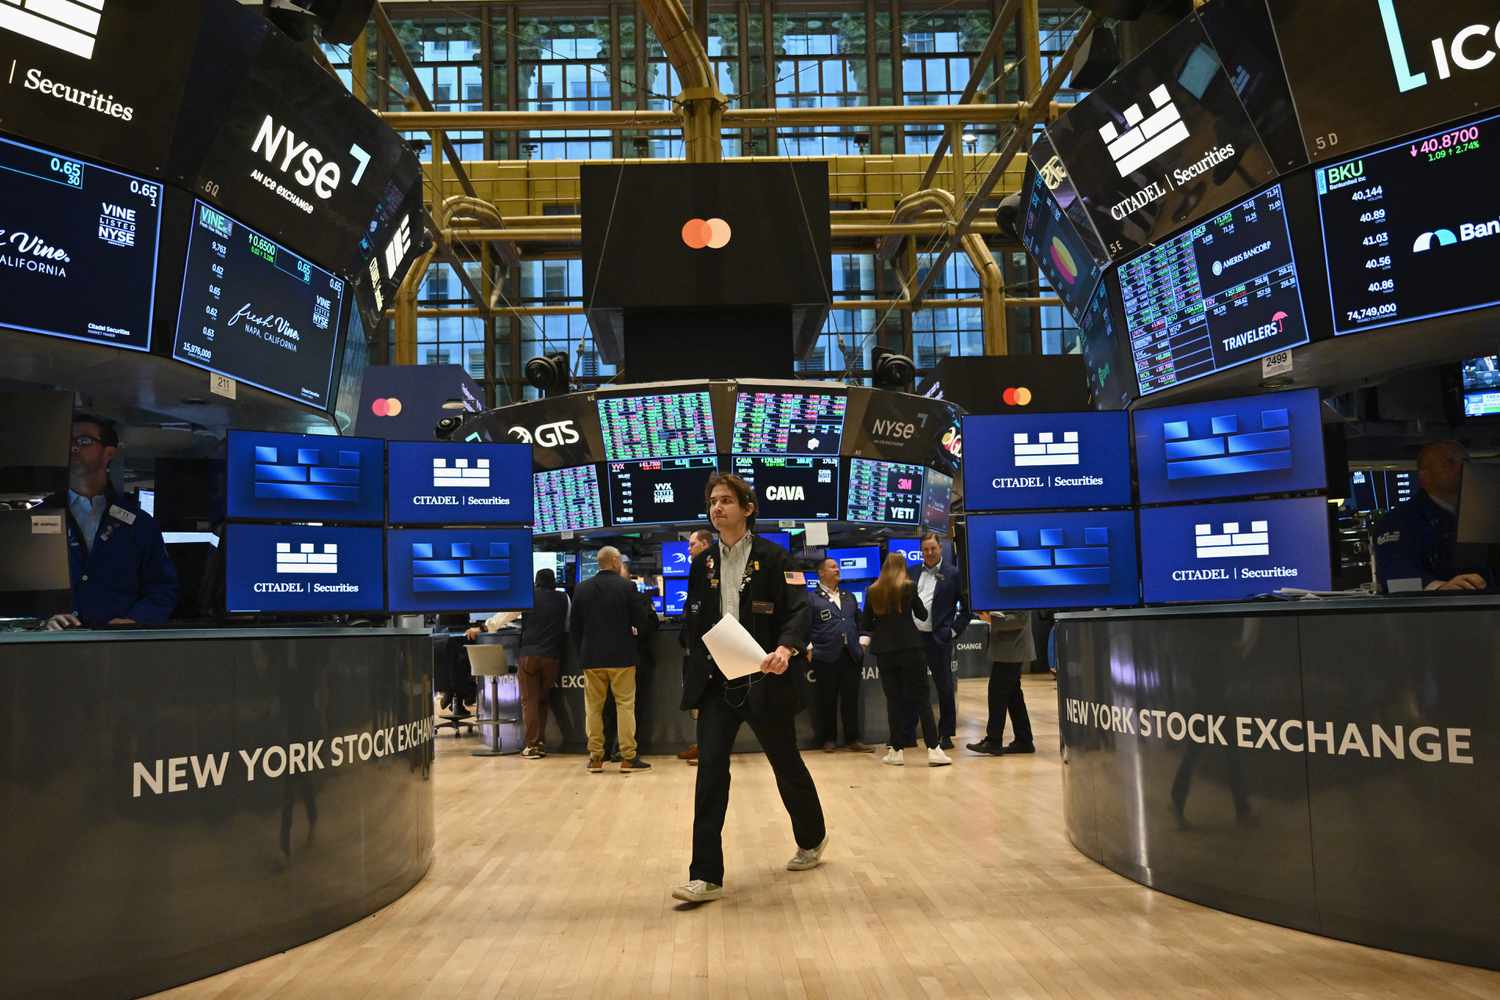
[672,879,724,903]
[928,746,953,767]
[786,833,829,871]
[883,748,905,766]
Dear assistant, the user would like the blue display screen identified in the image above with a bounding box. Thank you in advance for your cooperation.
[888,538,923,568]
[661,541,692,576]
[386,528,534,613]
[760,531,791,551]
[966,510,1139,611]
[225,523,384,613]
[962,412,1132,511]
[826,546,881,581]
[1133,389,1325,505]
[226,430,385,523]
[387,442,533,525]
[664,579,689,615]
[1139,496,1330,604]
[651,594,666,614]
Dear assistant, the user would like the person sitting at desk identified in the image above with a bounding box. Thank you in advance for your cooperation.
[1374,441,1491,593]
[45,413,178,630]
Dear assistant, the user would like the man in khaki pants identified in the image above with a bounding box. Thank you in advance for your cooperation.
[569,546,654,773]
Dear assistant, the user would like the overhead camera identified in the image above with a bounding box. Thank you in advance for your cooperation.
[263,0,376,45]
[872,346,917,390]
[994,193,1022,242]
[525,352,571,398]
[434,415,465,441]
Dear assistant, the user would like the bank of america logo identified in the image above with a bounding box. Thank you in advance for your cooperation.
[0,0,104,60]
[411,539,511,594]
[994,526,1111,588]
[1162,407,1291,481]
[1098,84,1190,177]
[276,542,339,574]
[1195,521,1269,559]
[1013,431,1079,467]
[433,457,490,489]
[1412,229,1458,253]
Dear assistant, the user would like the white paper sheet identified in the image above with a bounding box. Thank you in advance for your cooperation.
[702,614,768,680]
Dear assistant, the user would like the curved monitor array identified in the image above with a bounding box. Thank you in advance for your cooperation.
[464,381,963,536]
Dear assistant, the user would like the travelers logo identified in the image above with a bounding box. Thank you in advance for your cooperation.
[1098,84,1190,177]
[0,0,103,59]
[276,542,339,574]
[432,457,490,490]
[1194,521,1270,559]
[1012,431,1080,468]
[1413,228,1458,252]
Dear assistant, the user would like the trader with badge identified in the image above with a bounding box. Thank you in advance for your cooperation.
[1373,441,1491,593]
[671,473,828,905]
[808,556,869,753]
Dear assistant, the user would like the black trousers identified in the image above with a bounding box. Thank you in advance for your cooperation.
[922,633,957,738]
[879,649,937,750]
[690,681,826,886]
[814,649,861,745]
[986,660,1033,746]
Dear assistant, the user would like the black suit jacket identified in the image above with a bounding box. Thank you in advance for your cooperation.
[680,534,810,713]
[920,562,968,644]
[859,582,929,655]
[569,571,650,668]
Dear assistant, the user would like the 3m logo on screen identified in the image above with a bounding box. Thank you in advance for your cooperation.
[251,115,372,203]
[508,420,580,448]
[0,0,102,59]
[994,526,1111,589]
[1378,0,1500,93]
[1161,408,1291,481]
[1413,219,1499,253]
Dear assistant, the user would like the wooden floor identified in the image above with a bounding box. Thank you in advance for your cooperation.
[156,677,1500,1000]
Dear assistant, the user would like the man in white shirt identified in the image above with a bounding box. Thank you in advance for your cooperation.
[914,533,967,750]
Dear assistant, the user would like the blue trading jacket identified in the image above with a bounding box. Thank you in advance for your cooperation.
[1372,490,1490,592]
[808,585,863,664]
[56,491,180,625]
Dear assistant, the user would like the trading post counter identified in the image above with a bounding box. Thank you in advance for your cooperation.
[0,626,435,1000]
[1055,596,1500,971]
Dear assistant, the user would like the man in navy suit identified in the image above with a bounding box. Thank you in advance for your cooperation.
[808,556,870,753]
[913,533,968,749]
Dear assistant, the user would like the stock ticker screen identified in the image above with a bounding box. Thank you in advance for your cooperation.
[597,391,716,461]
[1317,112,1500,337]
[732,390,846,455]
[1020,154,1105,323]
[1118,183,1310,397]
[1462,355,1500,418]
[731,455,840,521]
[844,458,925,527]
[0,135,163,351]
[607,455,717,526]
[174,201,346,408]
[533,465,606,534]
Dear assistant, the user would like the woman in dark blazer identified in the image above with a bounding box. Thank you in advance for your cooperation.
[860,553,952,767]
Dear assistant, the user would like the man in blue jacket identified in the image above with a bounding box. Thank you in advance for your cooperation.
[45,413,178,630]
[808,556,870,753]
[1374,440,1490,592]
[913,533,968,749]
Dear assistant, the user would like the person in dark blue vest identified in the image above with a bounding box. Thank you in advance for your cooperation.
[1373,441,1490,593]
[808,555,870,753]
[45,413,178,630]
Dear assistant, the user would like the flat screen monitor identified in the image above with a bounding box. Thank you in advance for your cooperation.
[732,389,846,455]
[759,531,791,551]
[1020,156,1104,322]
[576,549,600,584]
[597,390,715,461]
[0,135,162,351]
[226,430,384,523]
[888,538,923,568]
[1461,355,1500,418]
[826,546,880,581]
[532,550,567,586]
[386,527,534,614]
[664,579,688,615]
[0,508,71,619]
[1317,110,1500,337]
[731,454,840,521]
[1134,388,1326,505]
[0,390,71,500]
[387,442,532,525]
[844,458,925,527]
[962,412,1132,512]
[153,457,226,532]
[923,470,953,534]
[651,594,666,615]
[605,456,715,526]
[534,465,606,535]
[1118,183,1311,397]
[661,540,692,576]
[174,200,347,409]
[135,489,156,518]
[966,510,1140,611]
[1139,496,1331,603]
[1348,469,1415,514]
[225,523,384,614]
[1080,277,1136,411]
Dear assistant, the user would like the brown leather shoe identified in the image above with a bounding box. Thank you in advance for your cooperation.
[677,744,699,761]
[620,757,653,774]
[844,741,872,753]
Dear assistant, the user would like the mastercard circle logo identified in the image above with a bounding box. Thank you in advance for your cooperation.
[1002,386,1033,406]
[370,397,403,417]
[682,217,732,250]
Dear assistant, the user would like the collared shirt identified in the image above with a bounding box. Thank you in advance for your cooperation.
[915,560,940,631]
[718,532,754,622]
[68,490,109,551]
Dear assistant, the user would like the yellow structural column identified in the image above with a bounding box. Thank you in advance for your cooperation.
[678,85,727,163]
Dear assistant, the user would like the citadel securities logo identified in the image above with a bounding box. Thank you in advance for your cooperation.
[20,67,134,121]
[0,226,72,277]
[1013,430,1079,468]
[274,542,339,575]
[1378,0,1500,94]
[432,457,490,490]
[0,0,104,59]
[1099,84,1191,177]
[1195,520,1270,559]
[681,217,731,250]
[508,420,581,448]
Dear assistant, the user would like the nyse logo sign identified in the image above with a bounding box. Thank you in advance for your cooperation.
[508,420,580,448]
[1379,0,1500,93]
[251,114,372,201]
[1099,84,1190,177]
[0,0,103,60]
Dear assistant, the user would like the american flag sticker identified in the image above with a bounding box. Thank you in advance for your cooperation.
[0,0,105,60]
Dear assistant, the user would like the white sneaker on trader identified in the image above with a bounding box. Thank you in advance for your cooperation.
[928,747,953,767]
[786,833,829,871]
[672,879,724,903]
[883,748,905,766]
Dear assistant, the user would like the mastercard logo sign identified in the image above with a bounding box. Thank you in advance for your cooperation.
[1001,387,1033,406]
[370,397,404,417]
[682,217,732,250]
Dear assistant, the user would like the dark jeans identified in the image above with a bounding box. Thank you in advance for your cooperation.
[986,660,1033,746]
[879,649,937,750]
[689,680,826,886]
[814,649,861,745]
[922,633,956,738]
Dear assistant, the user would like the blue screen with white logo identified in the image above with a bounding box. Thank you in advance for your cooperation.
[226,430,385,523]
[825,546,881,581]
[1138,496,1330,604]
[387,528,535,613]
[387,442,534,525]
[664,579,689,615]
[888,538,923,568]
[1133,388,1325,504]
[966,510,1139,611]
[962,412,1132,511]
[662,541,692,577]
[225,523,384,613]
